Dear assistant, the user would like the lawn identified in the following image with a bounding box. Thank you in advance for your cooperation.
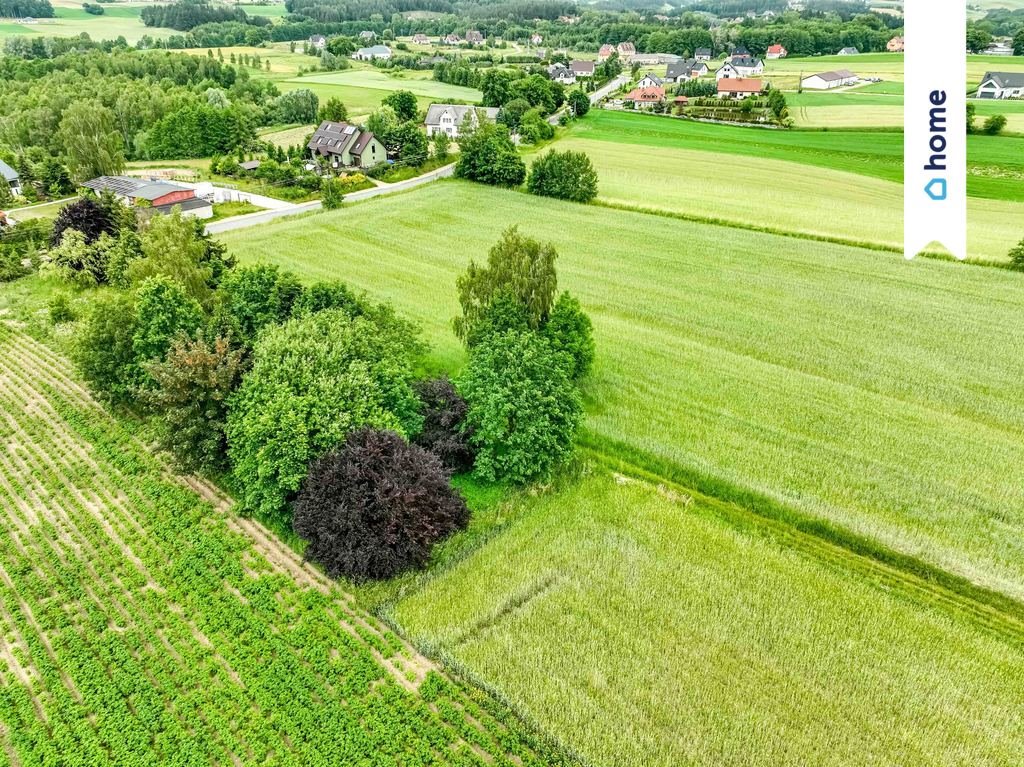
[210,200,263,221]
[219,181,1024,601]
[545,111,1024,256]
[0,322,560,766]
[393,471,1024,767]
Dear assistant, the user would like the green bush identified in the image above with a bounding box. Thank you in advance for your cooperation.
[73,292,142,406]
[132,276,205,374]
[47,293,76,324]
[321,178,345,209]
[527,150,598,203]
[1009,238,1024,272]
[216,264,304,348]
[454,122,526,187]
[460,330,582,484]
[542,292,595,380]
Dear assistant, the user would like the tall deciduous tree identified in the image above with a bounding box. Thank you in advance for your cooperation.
[57,101,125,181]
[454,122,526,187]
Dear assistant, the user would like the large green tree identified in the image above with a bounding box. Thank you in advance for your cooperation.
[527,150,599,203]
[454,122,526,188]
[57,101,126,181]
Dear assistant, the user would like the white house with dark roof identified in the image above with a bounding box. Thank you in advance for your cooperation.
[548,63,576,85]
[424,104,500,138]
[0,160,20,197]
[569,60,595,77]
[308,34,326,51]
[352,45,392,61]
[727,56,764,76]
[801,70,858,89]
[666,59,709,83]
[976,72,1024,99]
[838,46,859,55]
[308,121,386,168]
[695,47,712,61]
[636,72,663,89]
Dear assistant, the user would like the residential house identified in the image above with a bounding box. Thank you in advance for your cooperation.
[636,72,663,89]
[665,58,708,83]
[801,69,858,89]
[81,176,213,219]
[838,46,859,55]
[729,56,764,76]
[238,160,262,172]
[359,31,376,42]
[308,34,326,51]
[308,121,386,169]
[695,47,712,61]
[570,60,596,78]
[466,30,485,45]
[984,41,1014,56]
[443,33,463,45]
[623,86,665,108]
[717,78,762,99]
[598,44,616,61]
[413,33,431,45]
[716,62,739,80]
[548,63,576,85]
[0,160,20,197]
[424,104,500,138]
[630,52,681,66]
[976,71,1024,99]
[558,15,580,24]
[730,45,750,58]
[531,33,543,45]
[616,41,636,58]
[352,45,392,61]
[766,44,787,59]
[887,36,904,52]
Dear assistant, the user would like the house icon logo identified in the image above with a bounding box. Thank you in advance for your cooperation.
[925,178,947,201]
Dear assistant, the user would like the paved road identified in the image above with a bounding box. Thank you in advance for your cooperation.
[206,162,456,234]
[590,74,630,104]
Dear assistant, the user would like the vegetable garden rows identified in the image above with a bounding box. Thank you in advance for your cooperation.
[0,323,564,767]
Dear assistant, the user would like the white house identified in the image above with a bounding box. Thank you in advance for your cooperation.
[729,56,764,76]
[801,69,858,89]
[424,104,500,138]
[352,45,392,61]
[308,34,326,51]
[694,47,712,61]
[766,44,787,59]
[716,62,738,80]
[548,63,576,85]
[636,72,663,89]
[838,46,859,55]
[569,60,596,78]
[976,71,1024,99]
[0,160,20,197]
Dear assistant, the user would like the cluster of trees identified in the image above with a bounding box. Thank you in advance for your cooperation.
[0,149,73,205]
[1010,238,1024,272]
[0,0,54,16]
[0,50,286,174]
[970,7,1024,53]
[365,90,429,164]
[141,1,264,31]
[967,104,1007,137]
[0,218,48,283]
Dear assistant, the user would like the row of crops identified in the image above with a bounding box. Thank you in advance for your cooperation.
[0,324,567,767]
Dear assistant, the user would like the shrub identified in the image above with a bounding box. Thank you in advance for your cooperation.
[321,178,345,209]
[518,107,555,144]
[527,150,598,203]
[1009,238,1024,272]
[132,276,205,371]
[542,292,595,380]
[983,114,1007,136]
[432,131,451,161]
[566,89,590,118]
[50,196,117,248]
[454,226,558,341]
[73,292,142,406]
[290,280,364,318]
[455,122,526,187]
[413,377,475,472]
[464,289,531,348]
[216,264,304,348]
[226,308,423,522]
[146,333,246,473]
[293,427,470,581]
[0,247,30,283]
[47,293,76,324]
[460,330,582,484]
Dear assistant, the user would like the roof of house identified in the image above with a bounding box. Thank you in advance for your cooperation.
[807,69,856,82]
[731,45,750,54]
[356,45,391,56]
[570,60,595,74]
[767,44,785,53]
[617,42,636,53]
[309,34,325,43]
[730,56,763,68]
[0,160,17,183]
[424,104,500,126]
[238,160,262,171]
[548,63,572,77]
[153,197,212,215]
[466,30,484,41]
[717,78,763,93]
[695,47,712,54]
[308,121,367,157]
[666,60,691,79]
[639,71,663,84]
[349,131,377,156]
[359,30,375,38]
[981,71,1024,88]
[599,44,615,53]
[82,176,192,201]
[624,86,665,101]
[839,47,859,54]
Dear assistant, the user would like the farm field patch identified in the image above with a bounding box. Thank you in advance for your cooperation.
[393,472,1024,767]
[0,323,558,766]
[219,181,1024,600]
[287,69,482,103]
[0,4,177,42]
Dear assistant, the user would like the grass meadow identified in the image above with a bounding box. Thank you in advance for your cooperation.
[544,111,1024,258]
[218,180,1024,601]
[393,471,1024,767]
[0,2,177,43]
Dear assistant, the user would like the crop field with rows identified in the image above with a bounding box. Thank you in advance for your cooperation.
[0,323,560,766]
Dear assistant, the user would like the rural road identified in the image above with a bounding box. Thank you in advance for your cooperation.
[590,74,630,104]
[206,162,456,234]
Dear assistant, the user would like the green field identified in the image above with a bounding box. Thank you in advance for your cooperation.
[393,471,1024,767]
[0,3,177,43]
[283,70,482,116]
[219,181,1024,601]
[544,111,1024,258]
[0,323,557,765]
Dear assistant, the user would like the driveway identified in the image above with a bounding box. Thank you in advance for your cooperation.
[205,162,456,234]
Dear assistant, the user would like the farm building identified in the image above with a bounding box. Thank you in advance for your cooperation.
[976,72,1024,99]
[717,78,762,99]
[984,41,1014,56]
[838,47,859,55]
[413,33,430,44]
[623,86,665,108]
[0,160,20,197]
[424,104,500,138]
[617,42,636,58]
[630,53,681,66]
[308,34,326,51]
[81,177,213,219]
[531,33,543,45]
[466,30,485,45]
[444,33,462,45]
[695,47,712,61]
[887,36,904,52]
[636,72,663,88]
[352,45,392,61]
[308,121,386,169]
[598,44,616,61]
[548,63,576,85]
[801,70,858,89]
[766,44,787,59]
[359,31,376,41]
[570,60,596,77]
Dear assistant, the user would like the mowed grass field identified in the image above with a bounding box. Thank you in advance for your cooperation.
[544,111,1024,259]
[0,2,178,43]
[219,181,1024,600]
[283,70,482,117]
[0,323,556,766]
[393,472,1024,767]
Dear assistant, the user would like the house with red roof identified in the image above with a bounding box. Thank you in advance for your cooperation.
[766,44,787,59]
[717,78,762,99]
[598,44,616,61]
[624,86,665,108]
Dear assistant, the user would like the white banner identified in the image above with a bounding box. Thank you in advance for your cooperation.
[904,0,967,261]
